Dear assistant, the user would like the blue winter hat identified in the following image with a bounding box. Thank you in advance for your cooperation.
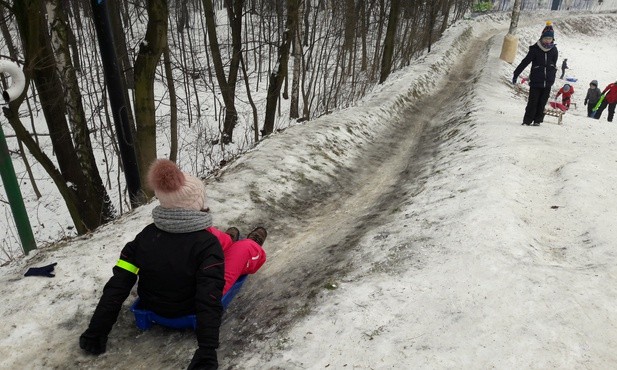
[541,21,554,39]
[563,84,570,92]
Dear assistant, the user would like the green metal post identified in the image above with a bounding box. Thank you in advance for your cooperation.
[0,122,36,255]
[1,60,36,255]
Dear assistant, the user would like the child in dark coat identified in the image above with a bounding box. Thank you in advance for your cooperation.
[584,80,602,118]
[512,21,559,126]
[560,59,568,79]
[79,159,267,370]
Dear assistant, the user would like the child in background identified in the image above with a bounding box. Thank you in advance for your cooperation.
[560,58,568,79]
[584,80,602,118]
[555,83,574,109]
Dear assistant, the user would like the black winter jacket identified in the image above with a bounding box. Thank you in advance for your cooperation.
[513,42,559,89]
[85,224,225,349]
[585,87,602,106]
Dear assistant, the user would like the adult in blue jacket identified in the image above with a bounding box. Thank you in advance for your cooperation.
[512,21,559,126]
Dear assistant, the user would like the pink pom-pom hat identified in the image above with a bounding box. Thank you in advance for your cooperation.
[147,159,207,211]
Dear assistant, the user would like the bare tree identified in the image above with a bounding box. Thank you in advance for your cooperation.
[263,0,298,136]
[341,0,356,74]
[133,0,169,193]
[289,0,303,119]
[163,45,178,162]
[379,0,400,84]
[47,0,115,221]
[6,0,114,233]
[201,0,244,144]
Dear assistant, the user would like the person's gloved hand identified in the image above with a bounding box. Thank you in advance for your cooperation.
[584,100,587,106]
[79,330,108,355]
[187,346,218,370]
[24,262,57,277]
[512,76,517,84]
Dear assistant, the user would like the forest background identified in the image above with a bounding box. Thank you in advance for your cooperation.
[0,0,613,262]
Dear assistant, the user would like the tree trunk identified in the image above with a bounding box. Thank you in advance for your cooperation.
[18,139,42,199]
[341,0,355,73]
[3,106,85,234]
[263,0,298,136]
[440,0,452,33]
[303,0,310,46]
[222,0,244,142]
[46,0,114,223]
[10,0,112,232]
[359,0,368,71]
[0,6,18,57]
[239,55,259,142]
[163,46,178,162]
[202,0,238,144]
[108,0,135,89]
[379,0,400,84]
[371,0,386,80]
[426,1,439,53]
[133,0,168,194]
[508,0,522,35]
[289,1,302,120]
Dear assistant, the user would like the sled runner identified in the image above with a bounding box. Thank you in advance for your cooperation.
[130,275,248,330]
[543,109,564,125]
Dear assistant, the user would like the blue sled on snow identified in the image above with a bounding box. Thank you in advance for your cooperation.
[130,275,248,330]
[565,77,578,82]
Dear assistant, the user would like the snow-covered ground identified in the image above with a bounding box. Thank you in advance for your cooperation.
[2,10,617,370]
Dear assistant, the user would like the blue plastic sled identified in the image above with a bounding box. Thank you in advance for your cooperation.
[130,275,248,330]
[565,77,578,82]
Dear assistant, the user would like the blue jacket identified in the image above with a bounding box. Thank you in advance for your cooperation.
[513,42,559,89]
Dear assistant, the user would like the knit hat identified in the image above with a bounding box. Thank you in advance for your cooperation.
[147,159,207,211]
[591,80,598,87]
[563,84,570,92]
[541,21,554,39]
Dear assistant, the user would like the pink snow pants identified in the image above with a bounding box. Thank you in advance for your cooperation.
[207,227,267,294]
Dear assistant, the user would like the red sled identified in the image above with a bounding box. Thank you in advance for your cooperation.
[549,101,568,112]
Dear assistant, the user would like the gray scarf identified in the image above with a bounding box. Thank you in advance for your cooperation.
[152,206,213,233]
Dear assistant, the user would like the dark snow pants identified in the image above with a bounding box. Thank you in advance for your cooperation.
[523,86,552,125]
[587,102,598,118]
[594,100,616,122]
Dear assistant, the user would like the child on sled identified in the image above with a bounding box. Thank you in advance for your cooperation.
[79,159,267,369]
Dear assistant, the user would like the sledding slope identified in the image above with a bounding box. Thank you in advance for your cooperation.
[1,12,617,370]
